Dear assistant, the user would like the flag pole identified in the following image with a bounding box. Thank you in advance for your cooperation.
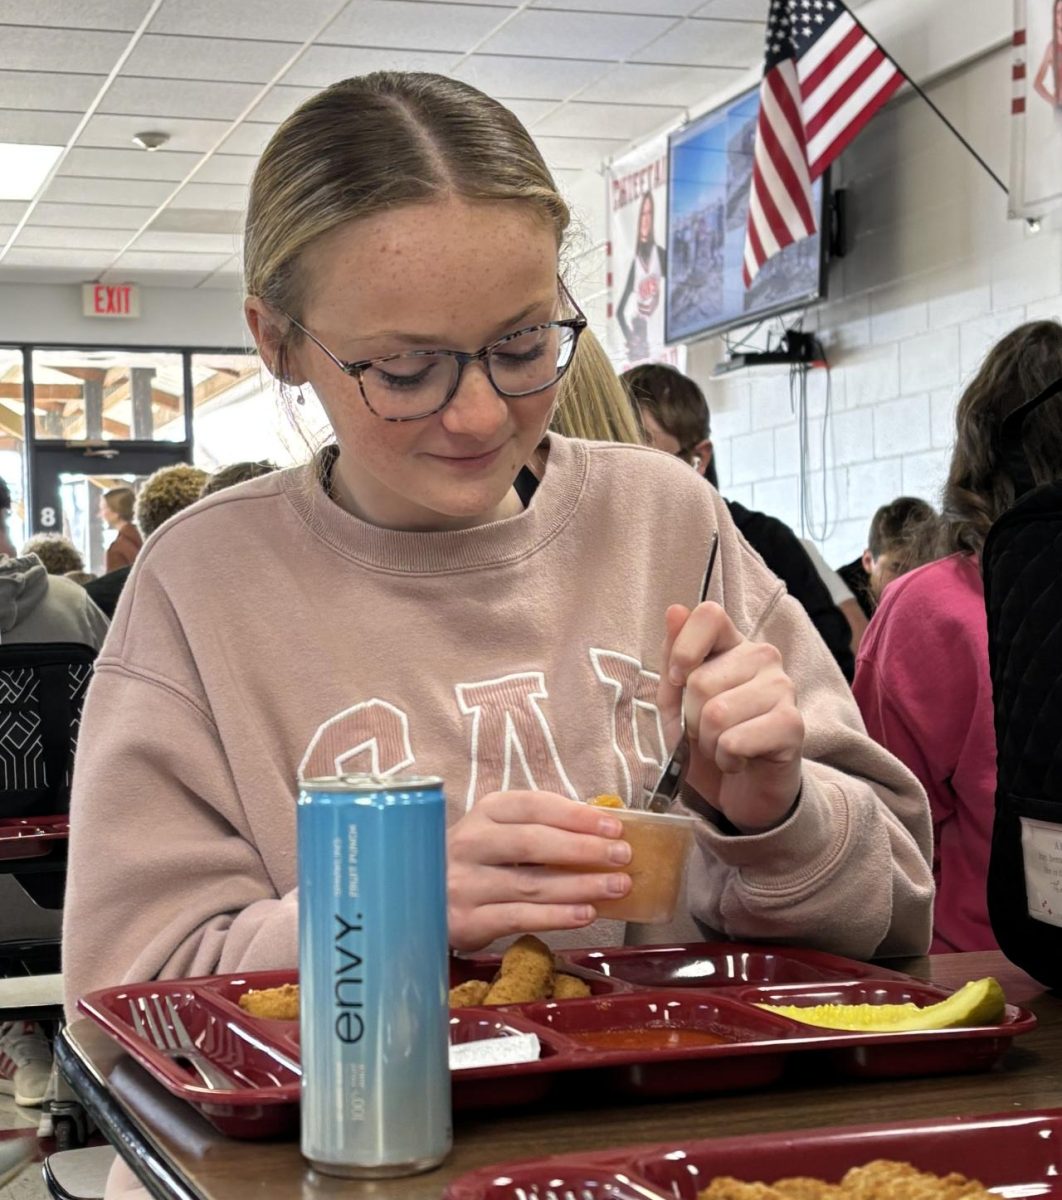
[848,9,1010,197]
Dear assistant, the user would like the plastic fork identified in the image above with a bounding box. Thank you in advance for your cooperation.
[128,994,238,1090]
[644,529,720,813]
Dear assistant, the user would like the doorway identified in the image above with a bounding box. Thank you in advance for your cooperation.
[31,444,191,575]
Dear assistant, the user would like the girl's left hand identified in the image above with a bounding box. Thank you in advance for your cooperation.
[658,601,805,833]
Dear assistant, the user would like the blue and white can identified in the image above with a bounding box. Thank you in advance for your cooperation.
[297,773,451,1178]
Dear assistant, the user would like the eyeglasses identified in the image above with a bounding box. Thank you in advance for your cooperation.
[281,282,588,423]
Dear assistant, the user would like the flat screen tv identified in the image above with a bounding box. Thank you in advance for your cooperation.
[665,85,828,344]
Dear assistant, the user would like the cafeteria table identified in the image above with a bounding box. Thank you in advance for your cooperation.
[55,950,1062,1200]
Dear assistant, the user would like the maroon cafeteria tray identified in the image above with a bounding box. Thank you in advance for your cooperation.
[443,1107,1062,1199]
[0,815,69,860]
[78,942,1037,1140]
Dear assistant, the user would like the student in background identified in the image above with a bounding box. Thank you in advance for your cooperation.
[854,320,1062,953]
[99,487,143,573]
[799,538,868,655]
[0,477,16,560]
[86,465,208,619]
[838,497,938,617]
[623,363,856,681]
[200,460,278,498]
[21,533,84,577]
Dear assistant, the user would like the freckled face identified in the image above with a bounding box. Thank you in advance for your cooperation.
[285,198,562,532]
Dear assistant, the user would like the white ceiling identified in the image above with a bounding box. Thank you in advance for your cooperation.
[0,0,823,291]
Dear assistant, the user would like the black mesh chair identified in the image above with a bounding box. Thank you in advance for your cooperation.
[0,643,98,1154]
[0,642,96,821]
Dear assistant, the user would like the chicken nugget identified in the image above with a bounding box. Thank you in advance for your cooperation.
[238,982,300,1021]
[449,980,491,1008]
[699,1177,781,1200]
[483,934,554,1005]
[551,973,592,1000]
[774,1178,841,1200]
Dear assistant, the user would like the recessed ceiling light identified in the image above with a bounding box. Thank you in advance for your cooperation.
[131,131,170,152]
[0,142,63,201]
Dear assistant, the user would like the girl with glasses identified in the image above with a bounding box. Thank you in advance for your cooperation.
[63,74,932,1026]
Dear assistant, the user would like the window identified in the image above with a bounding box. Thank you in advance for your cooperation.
[30,348,187,442]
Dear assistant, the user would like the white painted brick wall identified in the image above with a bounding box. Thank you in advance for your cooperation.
[685,45,1062,567]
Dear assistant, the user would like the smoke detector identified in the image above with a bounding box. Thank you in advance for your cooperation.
[131,131,170,152]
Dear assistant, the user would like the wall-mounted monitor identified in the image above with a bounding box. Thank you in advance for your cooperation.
[666,86,829,344]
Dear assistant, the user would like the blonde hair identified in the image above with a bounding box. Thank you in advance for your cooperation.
[136,464,209,537]
[244,71,631,439]
[551,329,644,444]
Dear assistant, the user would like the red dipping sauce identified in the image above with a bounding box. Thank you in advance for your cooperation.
[570,1026,729,1051]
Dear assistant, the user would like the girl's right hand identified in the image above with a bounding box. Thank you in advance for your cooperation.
[447,790,633,952]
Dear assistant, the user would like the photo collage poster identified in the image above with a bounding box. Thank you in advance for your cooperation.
[606,137,687,373]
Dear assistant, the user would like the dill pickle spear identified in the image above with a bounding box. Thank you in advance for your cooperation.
[757,977,1006,1031]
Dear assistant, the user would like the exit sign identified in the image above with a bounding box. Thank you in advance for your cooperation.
[82,282,140,318]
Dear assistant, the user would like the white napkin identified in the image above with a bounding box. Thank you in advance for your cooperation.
[449,1032,541,1071]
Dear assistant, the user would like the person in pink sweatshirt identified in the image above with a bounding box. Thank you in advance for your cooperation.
[62,73,933,1033]
[855,320,1062,953]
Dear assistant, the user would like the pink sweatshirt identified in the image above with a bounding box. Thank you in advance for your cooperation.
[854,554,998,954]
[63,435,932,1016]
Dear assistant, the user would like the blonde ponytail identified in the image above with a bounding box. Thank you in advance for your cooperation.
[552,327,644,445]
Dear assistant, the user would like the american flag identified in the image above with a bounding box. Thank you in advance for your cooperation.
[743,0,904,286]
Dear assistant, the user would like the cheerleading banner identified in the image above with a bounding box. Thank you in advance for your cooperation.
[1009,0,1062,218]
[606,136,686,373]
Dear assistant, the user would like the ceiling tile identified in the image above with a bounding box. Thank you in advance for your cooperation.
[324,1,507,52]
[280,44,459,88]
[692,0,767,17]
[478,10,676,61]
[100,77,263,121]
[148,0,345,42]
[0,27,131,73]
[149,208,243,234]
[214,124,275,157]
[60,146,201,182]
[0,201,29,224]
[30,202,153,229]
[194,156,258,186]
[534,134,627,170]
[121,34,300,83]
[131,230,240,254]
[631,17,764,67]
[577,62,745,106]
[173,181,249,210]
[111,249,233,272]
[0,71,106,112]
[101,267,223,288]
[43,176,174,205]
[534,0,704,11]
[14,226,130,250]
[78,113,231,154]
[0,264,102,285]
[245,85,317,125]
[0,1,153,30]
[536,102,684,141]
[0,109,80,144]
[197,265,244,290]
[453,55,611,101]
[500,98,561,129]
[3,247,116,269]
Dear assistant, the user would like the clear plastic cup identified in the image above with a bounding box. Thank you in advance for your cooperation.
[594,808,697,924]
